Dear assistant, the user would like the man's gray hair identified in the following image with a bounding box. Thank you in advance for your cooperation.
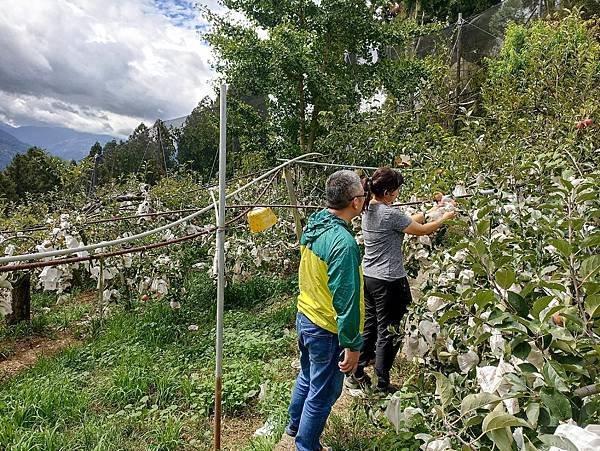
[326,170,362,210]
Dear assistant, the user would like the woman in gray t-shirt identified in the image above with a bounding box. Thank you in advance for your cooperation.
[345,167,455,392]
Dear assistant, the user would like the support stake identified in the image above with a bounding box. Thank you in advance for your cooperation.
[283,168,304,241]
[214,82,227,451]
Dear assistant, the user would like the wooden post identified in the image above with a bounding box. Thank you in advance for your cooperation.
[283,168,303,241]
[6,273,31,325]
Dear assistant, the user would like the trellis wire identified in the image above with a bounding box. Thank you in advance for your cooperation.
[0,152,322,265]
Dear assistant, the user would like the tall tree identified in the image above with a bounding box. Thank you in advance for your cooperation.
[177,97,220,177]
[205,0,432,156]
[2,148,64,200]
[94,121,176,185]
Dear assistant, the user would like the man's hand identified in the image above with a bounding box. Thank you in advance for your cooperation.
[338,349,360,373]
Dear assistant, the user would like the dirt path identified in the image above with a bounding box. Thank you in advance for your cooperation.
[0,334,79,380]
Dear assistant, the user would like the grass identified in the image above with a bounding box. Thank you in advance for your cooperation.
[0,290,92,340]
[0,273,298,450]
[0,271,417,450]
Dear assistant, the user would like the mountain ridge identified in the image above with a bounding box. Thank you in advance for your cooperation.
[0,123,117,162]
[0,129,31,169]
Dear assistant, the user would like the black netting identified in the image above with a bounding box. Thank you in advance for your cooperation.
[409,0,595,63]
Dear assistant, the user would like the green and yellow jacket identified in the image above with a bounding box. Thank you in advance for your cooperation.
[297,209,364,351]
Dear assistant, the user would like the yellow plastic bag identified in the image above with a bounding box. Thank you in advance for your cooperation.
[247,207,278,233]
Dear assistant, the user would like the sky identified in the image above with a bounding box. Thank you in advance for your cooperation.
[0,0,224,137]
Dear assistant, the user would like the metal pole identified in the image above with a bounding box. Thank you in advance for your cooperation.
[275,158,419,171]
[214,83,227,451]
[157,122,168,176]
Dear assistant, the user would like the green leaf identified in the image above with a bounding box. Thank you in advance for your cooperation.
[504,373,528,392]
[438,308,461,325]
[539,280,565,291]
[577,191,597,203]
[496,269,515,290]
[470,289,496,309]
[474,239,487,257]
[538,434,578,451]
[580,255,600,282]
[518,363,538,373]
[523,437,539,451]
[548,238,572,258]
[477,205,496,219]
[433,372,454,409]
[543,361,569,392]
[581,232,600,249]
[513,341,531,360]
[584,282,600,296]
[540,388,572,420]
[486,428,513,451]
[427,292,455,301]
[460,393,501,415]
[579,399,600,424]
[507,291,529,317]
[477,219,491,236]
[463,414,484,428]
[585,295,600,318]
[475,332,492,346]
[525,402,539,428]
[482,411,531,432]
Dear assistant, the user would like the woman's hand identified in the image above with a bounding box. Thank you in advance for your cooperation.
[411,212,425,224]
[442,210,456,221]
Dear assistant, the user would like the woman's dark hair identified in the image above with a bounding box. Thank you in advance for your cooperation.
[362,167,404,210]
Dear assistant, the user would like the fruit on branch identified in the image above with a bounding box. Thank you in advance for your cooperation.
[552,311,564,327]
[575,118,593,129]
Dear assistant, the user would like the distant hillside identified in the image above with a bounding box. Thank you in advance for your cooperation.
[0,128,31,169]
[0,123,117,162]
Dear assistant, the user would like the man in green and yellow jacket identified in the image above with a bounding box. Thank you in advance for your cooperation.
[285,170,365,451]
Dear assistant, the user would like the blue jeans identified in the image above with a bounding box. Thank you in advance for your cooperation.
[286,313,344,451]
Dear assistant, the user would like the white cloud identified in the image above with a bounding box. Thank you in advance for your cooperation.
[0,0,220,136]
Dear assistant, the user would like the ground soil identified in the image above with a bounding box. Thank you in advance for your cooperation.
[0,333,79,380]
[221,412,266,450]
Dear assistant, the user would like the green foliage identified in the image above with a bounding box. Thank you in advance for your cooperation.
[176,96,220,178]
[92,120,177,186]
[1,148,65,203]
[205,0,437,157]
[398,0,501,23]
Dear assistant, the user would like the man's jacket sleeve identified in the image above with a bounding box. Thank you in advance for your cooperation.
[327,243,363,351]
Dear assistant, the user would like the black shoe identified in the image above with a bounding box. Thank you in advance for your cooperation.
[375,382,399,394]
[344,373,372,390]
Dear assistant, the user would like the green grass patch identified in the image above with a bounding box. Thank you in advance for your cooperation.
[0,273,297,449]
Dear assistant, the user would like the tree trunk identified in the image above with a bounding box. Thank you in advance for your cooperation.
[298,78,306,152]
[6,273,31,325]
[306,105,320,153]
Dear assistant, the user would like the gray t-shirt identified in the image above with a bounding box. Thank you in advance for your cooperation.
[362,203,413,281]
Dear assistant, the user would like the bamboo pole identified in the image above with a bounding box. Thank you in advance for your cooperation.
[283,168,304,241]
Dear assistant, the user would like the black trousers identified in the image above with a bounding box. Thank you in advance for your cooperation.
[355,275,412,386]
